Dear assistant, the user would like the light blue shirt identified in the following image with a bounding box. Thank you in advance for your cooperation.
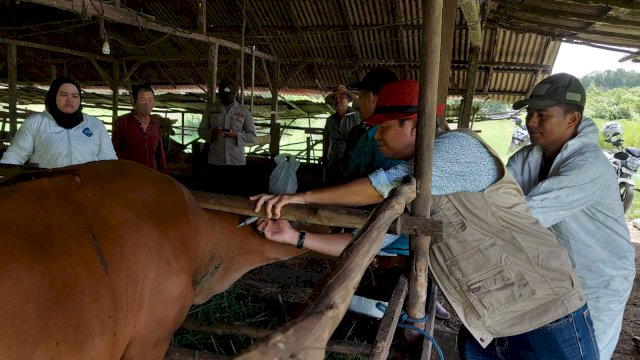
[369,131,501,256]
[369,131,500,197]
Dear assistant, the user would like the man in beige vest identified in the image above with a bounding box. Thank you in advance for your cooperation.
[251,80,598,359]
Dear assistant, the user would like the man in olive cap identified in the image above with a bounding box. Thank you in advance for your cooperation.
[507,73,635,359]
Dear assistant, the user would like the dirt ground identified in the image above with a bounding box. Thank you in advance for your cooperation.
[612,222,640,360]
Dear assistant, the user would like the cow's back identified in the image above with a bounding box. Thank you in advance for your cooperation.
[0,160,200,359]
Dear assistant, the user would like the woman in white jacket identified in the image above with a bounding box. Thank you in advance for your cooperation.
[1,77,117,168]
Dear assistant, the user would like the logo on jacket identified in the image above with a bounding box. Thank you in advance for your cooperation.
[82,128,93,137]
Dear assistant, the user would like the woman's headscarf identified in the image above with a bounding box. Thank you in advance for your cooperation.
[45,77,84,129]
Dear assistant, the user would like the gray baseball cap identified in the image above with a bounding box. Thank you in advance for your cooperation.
[513,73,586,110]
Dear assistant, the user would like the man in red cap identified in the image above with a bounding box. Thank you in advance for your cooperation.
[251,79,597,359]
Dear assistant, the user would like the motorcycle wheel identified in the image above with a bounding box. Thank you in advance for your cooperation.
[620,182,635,214]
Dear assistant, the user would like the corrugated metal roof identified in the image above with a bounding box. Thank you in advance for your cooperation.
[1,0,639,108]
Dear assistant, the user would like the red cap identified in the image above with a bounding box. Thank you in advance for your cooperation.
[365,80,444,125]
[365,80,418,125]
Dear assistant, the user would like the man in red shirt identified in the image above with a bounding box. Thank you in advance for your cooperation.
[112,83,168,173]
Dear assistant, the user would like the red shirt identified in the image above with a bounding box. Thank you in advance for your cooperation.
[112,113,168,173]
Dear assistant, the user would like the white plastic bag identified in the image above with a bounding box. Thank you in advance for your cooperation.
[269,154,299,194]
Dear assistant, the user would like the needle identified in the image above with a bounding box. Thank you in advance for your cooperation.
[236,216,259,228]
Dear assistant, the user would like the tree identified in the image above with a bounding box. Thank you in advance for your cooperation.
[582,69,640,90]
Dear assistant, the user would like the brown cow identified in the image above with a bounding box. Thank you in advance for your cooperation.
[0,160,305,360]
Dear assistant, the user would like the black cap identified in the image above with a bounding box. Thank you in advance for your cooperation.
[218,79,238,95]
[513,73,586,110]
[349,68,398,95]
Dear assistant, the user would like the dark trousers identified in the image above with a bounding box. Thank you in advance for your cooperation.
[458,303,599,360]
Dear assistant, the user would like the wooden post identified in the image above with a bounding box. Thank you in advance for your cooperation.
[199,0,207,34]
[250,46,256,113]
[406,0,442,354]
[50,64,57,82]
[112,61,120,124]
[436,0,457,129]
[239,0,246,106]
[207,44,219,117]
[459,45,480,129]
[7,43,17,139]
[269,62,280,156]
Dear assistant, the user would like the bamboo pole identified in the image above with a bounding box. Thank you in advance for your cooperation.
[406,0,441,353]
[459,45,480,129]
[192,191,440,237]
[233,178,416,359]
[112,61,120,124]
[206,44,219,117]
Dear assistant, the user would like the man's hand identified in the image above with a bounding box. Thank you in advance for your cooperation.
[250,193,307,219]
[212,127,223,138]
[223,129,238,138]
[256,218,298,246]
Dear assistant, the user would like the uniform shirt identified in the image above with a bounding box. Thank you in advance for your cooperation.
[198,102,256,166]
[323,108,361,183]
[0,111,117,168]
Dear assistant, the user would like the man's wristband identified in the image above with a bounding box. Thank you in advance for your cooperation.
[296,231,307,249]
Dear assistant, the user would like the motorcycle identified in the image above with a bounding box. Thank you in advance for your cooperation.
[508,117,531,153]
[601,121,640,214]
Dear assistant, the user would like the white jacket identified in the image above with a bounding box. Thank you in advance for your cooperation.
[1,111,117,168]
[507,117,635,359]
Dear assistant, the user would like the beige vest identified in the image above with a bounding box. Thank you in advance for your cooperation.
[428,130,585,347]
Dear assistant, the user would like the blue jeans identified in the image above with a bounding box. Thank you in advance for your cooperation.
[458,304,599,360]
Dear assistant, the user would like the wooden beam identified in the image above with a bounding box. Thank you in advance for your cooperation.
[496,1,640,28]
[233,179,416,359]
[451,60,551,70]
[449,89,527,97]
[492,12,640,43]
[260,58,273,93]
[89,58,113,85]
[557,0,640,11]
[0,38,112,62]
[23,0,277,62]
[192,191,441,237]
[120,61,142,84]
[369,275,408,360]
[244,1,278,57]
[460,46,480,128]
[280,61,309,90]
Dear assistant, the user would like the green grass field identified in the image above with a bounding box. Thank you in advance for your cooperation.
[473,118,640,220]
